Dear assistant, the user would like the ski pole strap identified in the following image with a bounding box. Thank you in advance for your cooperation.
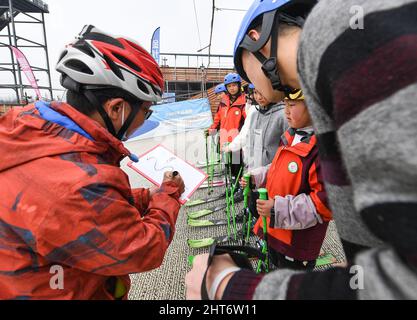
[201,244,267,300]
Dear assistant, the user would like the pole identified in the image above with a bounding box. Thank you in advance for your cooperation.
[243,173,252,244]
[257,188,269,273]
[6,22,19,103]
[41,12,53,100]
[8,0,24,102]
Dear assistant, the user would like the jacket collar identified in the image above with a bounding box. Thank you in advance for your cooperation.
[221,93,246,108]
[281,128,317,157]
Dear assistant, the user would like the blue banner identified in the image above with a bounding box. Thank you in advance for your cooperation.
[162,92,176,104]
[151,27,160,64]
[128,98,213,141]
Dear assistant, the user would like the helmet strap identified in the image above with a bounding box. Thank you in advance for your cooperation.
[117,103,140,140]
[251,13,301,96]
[83,90,117,138]
[83,89,142,140]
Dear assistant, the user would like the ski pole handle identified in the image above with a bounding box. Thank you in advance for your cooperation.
[258,189,268,236]
[257,189,269,244]
[258,188,268,201]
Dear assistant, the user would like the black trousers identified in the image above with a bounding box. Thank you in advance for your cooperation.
[269,249,316,271]
[248,190,260,219]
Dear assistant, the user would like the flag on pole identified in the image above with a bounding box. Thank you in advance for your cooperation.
[151,27,160,64]
[9,46,42,99]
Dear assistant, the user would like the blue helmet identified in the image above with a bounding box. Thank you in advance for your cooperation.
[249,83,255,90]
[214,83,226,94]
[233,0,317,92]
[224,73,242,86]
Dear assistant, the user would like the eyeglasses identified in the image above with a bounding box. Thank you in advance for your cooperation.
[145,109,153,120]
[135,101,153,120]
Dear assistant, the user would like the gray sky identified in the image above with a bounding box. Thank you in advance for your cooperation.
[1,0,253,99]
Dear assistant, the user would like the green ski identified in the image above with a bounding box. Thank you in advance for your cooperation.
[187,231,244,249]
[188,212,246,228]
[316,253,337,267]
[187,234,231,249]
[185,191,243,208]
[187,218,228,227]
[187,204,228,219]
[185,192,226,208]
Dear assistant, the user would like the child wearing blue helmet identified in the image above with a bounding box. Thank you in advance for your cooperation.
[209,73,247,184]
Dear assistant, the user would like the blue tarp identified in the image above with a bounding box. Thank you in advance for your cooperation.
[128,98,213,141]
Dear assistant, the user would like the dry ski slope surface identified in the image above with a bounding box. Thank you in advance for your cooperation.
[128,182,347,300]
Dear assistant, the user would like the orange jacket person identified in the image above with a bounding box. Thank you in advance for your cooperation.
[208,73,247,148]
[0,25,185,300]
[253,90,332,270]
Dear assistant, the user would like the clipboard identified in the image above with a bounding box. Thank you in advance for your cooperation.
[127,144,208,204]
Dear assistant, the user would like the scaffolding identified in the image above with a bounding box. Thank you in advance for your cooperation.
[0,0,52,105]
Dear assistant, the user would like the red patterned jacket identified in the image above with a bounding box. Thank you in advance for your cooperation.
[0,101,181,300]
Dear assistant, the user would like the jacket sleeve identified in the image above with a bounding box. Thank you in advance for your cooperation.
[250,165,271,189]
[223,265,357,300]
[272,194,323,230]
[210,105,222,130]
[228,130,244,153]
[36,181,181,276]
[228,108,254,152]
[131,188,150,215]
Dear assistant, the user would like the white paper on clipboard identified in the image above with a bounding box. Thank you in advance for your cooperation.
[127,144,208,204]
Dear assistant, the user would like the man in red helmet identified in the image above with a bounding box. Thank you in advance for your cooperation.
[0,25,184,300]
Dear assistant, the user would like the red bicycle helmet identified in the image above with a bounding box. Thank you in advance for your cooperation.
[57,25,164,102]
[56,25,164,139]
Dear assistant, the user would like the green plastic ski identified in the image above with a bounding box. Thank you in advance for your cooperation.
[187,204,228,219]
[187,218,228,227]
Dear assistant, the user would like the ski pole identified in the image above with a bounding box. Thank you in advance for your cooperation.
[230,166,243,241]
[243,173,252,244]
[205,130,213,195]
[257,188,269,273]
[209,135,216,194]
[216,134,222,173]
[224,144,231,238]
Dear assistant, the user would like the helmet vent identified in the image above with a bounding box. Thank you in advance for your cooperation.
[73,41,95,58]
[113,53,142,74]
[65,59,94,75]
[137,80,150,95]
[102,54,125,81]
[83,32,124,49]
